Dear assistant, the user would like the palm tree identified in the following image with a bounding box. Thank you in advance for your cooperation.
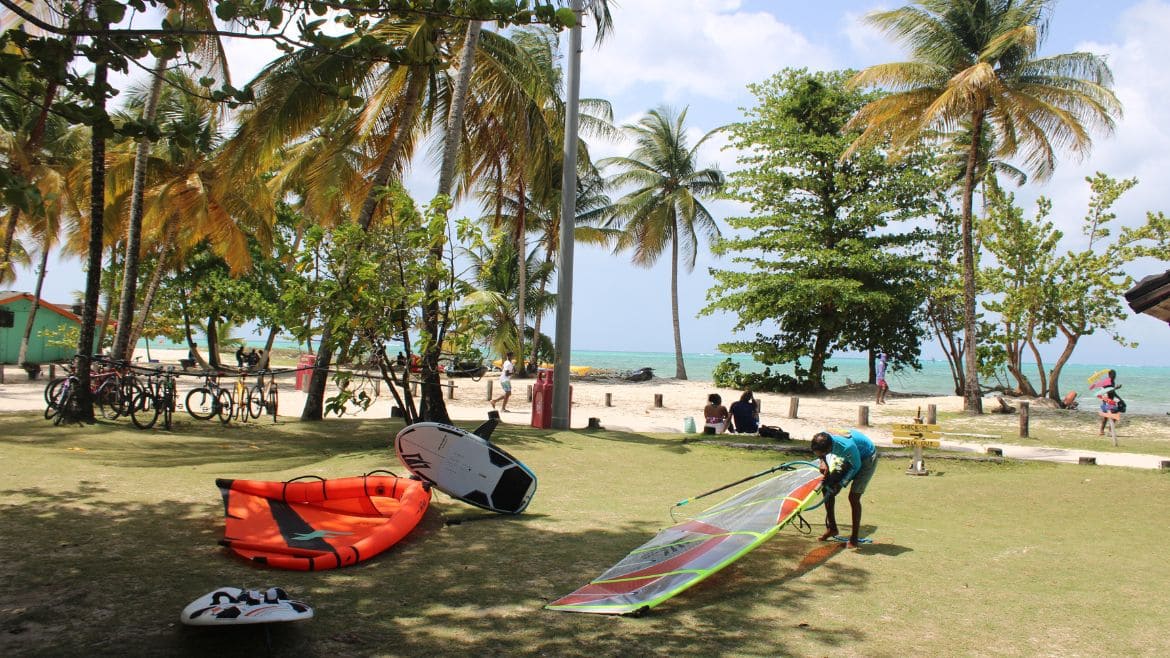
[843,0,1120,413]
[601,106,725,380]
[112,3,229,361]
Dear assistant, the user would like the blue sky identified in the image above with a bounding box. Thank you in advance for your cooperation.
[10,0,1170,367]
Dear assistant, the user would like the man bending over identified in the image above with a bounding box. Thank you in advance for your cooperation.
[810,429,878,548]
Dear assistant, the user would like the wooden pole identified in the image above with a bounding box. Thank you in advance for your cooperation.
[1018,401,1030,438]
[788,397,799,419]
[486,380,493,401]
[446,378,454,400]
[526,384,532,402]
[605,392,612,407]
[858,405,869,427]
[926,404,937,424]
[653,393,663,408]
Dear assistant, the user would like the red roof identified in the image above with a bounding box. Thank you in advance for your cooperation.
[0,292,83,324]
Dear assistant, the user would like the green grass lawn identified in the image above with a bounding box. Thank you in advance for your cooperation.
[936,405,1170,455]
[1,412,1168,656]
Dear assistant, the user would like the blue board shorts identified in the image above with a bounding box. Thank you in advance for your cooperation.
[501,380,512,393]
[849,452,878,495]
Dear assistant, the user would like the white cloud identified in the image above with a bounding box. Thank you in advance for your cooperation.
[580,0,834,103]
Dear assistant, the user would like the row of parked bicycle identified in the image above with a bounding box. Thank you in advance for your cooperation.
[42,355,281,429]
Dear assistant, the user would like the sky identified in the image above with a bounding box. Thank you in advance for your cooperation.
[9,0,1170,368]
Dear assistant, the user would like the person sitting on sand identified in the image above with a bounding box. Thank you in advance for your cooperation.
[703,393,730,434]
[728,390,759,434]
[811,429,878,548]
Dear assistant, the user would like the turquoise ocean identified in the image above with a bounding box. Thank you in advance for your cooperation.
[139,338,1170,415]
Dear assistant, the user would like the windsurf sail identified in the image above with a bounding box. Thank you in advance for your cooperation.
[1087,368,1113,389]
[546,463,823,615]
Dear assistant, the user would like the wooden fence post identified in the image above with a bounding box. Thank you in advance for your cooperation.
[653,394,663,408]
[858,405,869,427]
[1019,401,1030,438]
[926,404,937,425]
[446,378,454,400]
[788,397,799,419]
[526,384,532,402]
[605,392,612,407]
[486,380,493,401]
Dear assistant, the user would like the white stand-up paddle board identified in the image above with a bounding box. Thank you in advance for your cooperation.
[394,421,537,514]
[181,587,313,626]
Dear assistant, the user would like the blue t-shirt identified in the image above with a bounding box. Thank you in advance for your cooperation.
[829,429,876,484]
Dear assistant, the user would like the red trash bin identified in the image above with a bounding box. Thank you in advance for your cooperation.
[531,368,571,429]
[295,354,317,391]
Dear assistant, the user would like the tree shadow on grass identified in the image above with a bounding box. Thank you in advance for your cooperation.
[0,483,879,657]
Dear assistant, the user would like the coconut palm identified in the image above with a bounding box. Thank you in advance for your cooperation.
[601,106,725,380]
[843,0,1120,413]
[111,2,230,360]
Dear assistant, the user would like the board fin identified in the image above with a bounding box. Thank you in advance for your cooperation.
[473,412,500,441]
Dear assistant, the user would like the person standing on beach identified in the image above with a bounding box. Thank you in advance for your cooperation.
[875,353,889,405]
[491,352,515,412]
[811,429,878,548]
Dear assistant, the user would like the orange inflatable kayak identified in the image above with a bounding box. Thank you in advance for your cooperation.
[217,473,430,571]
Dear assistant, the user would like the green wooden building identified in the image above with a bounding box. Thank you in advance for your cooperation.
[0,291,82,365]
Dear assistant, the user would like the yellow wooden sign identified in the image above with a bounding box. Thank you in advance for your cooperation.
[893,437,940,448]
[891,423,940,432]
[893,429,941,440]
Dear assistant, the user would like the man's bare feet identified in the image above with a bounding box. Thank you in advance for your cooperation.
[847,537,862,548]
[490,400,496,409]
[819,528,838,541]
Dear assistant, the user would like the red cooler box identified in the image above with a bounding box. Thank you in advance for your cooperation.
[531,368,571,429]
[295,354,317,391]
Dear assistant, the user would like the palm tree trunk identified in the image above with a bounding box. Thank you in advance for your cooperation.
[670,218,687,380]
[438,20,481,195]
[17,241,51,366]
[127,246,172,351]
[75,60,109,422]
[113,57,167,361]
[959,111,985,414]
[304,69,426,421]
[516,180,527,374]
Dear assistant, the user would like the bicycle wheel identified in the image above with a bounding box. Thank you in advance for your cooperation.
[53,387,77,426]
[217,389,234,425]
[185,388,217,420]
[161,384,175,430]
[248,386,265,420]
[130,391,160,430]
[119,379,145,418]
[95,380,123,420]
[267,385,279,423]
[44,377,67,407]
[45,382,66,420]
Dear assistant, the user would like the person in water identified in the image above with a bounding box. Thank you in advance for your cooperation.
[811,429,878,548]
[703,393,730,434]
[728,390,759,434]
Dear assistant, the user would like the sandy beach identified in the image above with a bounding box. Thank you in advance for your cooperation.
[6,347,1170,469]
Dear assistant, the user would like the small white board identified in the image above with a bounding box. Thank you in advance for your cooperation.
[395,422,537,514]
[181,587,313,626]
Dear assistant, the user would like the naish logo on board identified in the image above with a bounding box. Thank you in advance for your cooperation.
[291,529,353,541]
[401,452,431,470]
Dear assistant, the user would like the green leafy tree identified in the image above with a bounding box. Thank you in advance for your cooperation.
[979,179,1061,396]
[844,0,1121,413]
[704,69,937,391]
[601,105,725,380]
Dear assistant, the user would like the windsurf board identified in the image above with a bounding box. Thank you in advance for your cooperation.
[181,587,313,626]
[394,421,537,514]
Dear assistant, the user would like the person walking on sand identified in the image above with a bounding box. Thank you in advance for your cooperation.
[875,353,889,405]
[811,429,878,548]
[491,352,515,412]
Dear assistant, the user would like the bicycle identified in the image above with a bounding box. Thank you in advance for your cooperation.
[131,367,178,430]
[230,371,251,424]
[248,369,280,423]
[185,371,232,423]
[44,356,84,426]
